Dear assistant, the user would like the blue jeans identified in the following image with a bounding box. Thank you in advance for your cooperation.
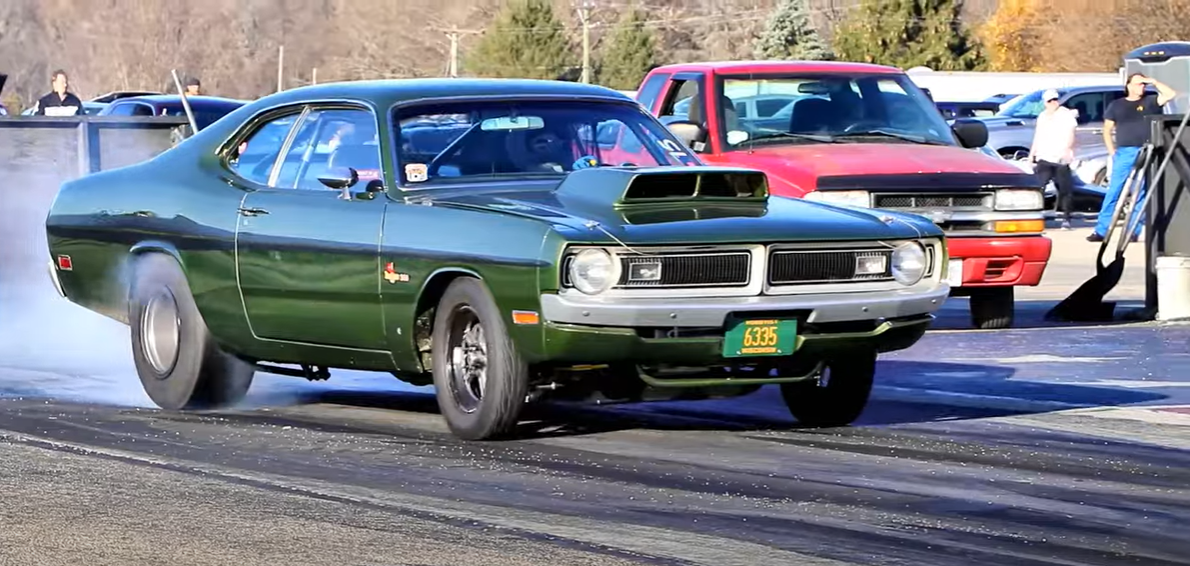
[1094,146,1146,238]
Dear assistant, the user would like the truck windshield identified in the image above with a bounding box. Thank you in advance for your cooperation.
[711,74,959,149]
[392,99,700,186]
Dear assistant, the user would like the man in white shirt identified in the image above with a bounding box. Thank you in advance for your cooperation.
[1028,89,1078,229]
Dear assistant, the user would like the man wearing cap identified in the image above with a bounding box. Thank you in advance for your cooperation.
[1028,89,1078,230]
[1090,72,1178,242]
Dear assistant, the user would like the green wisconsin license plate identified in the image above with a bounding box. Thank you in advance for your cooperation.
[723,318,797,358]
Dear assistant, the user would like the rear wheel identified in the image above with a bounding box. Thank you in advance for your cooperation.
[780,353,876,427]
[431,277,529,440]
[969,287,1015,329]
[128,253,255,410]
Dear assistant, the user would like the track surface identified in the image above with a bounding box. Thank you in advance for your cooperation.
[3,297,1190,565]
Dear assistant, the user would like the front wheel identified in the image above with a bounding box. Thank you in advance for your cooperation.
[431,277,529,440]
[780,353,876,427]
[128,253,255,410]
[969,287,1015,329]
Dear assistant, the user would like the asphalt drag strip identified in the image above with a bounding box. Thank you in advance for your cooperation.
[2,317,1190,565]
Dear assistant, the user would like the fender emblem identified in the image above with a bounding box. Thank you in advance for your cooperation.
[383,262,409,283]
[57,255,73,271]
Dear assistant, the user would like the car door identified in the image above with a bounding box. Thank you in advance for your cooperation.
[230,103,388,351]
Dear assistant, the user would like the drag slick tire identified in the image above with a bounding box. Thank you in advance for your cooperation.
[128,252,255,410]
[780,353,876,427]
[969,287,1015,330]
[431,277,529,441]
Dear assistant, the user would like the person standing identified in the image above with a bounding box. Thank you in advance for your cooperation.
[1090,73,1178,242]
[33,69,84,117]
[1029,89,1078,230]
[184,77,202,96]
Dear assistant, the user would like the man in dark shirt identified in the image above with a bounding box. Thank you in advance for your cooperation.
[33,69,84,117]
[1090,73,1178,242]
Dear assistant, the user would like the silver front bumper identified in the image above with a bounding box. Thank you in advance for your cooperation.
[539,284,951,328]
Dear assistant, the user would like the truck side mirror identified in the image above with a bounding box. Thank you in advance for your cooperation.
[951,118,989,149]
[665,120,708,151]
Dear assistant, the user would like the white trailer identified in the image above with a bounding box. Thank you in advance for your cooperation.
[905,67,1123,103]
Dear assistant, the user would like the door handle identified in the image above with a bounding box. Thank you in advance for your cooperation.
[238,207,269,217]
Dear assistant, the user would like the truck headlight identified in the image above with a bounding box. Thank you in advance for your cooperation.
[804,190,870,208]
[568,249,620,295]
[994,189,1044,211]
[891,242,926,286]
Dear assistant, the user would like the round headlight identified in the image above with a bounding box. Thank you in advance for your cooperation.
[891,242,926,286]
[568,249,620,295]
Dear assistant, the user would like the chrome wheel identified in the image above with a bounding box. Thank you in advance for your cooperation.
[447,306,487,413]
[141,288,180,377]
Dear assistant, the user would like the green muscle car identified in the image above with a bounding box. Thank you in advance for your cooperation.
[45,78,950,440]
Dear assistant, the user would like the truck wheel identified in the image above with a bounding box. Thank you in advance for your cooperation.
[969,287,1015,329]
[780,353,876,427]
[431,277,529,441]
[128,253,255,410]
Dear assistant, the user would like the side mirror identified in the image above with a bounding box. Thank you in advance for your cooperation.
[951,118,989,149]
[318,166,358,190]
[665,120,708,151]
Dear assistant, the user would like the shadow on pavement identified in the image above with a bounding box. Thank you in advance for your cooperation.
[255,359,1169,440]
[930,298,1152,331]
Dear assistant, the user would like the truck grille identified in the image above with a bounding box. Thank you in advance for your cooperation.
[874,193,992,210]
[768,249,893,285]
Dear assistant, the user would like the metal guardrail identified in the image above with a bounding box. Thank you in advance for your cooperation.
[1,116,189,310]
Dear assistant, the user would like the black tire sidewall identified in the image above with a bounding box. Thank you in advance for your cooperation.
[128,253,211,409]
[970,287,1015,329]
[781,352,876,427]
[431,277,528,440]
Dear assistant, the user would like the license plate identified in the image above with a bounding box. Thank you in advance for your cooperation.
[947,259,964,287]
[723,318,797,358]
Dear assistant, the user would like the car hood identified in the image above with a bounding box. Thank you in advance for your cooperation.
[417,183,934,246]
[729,142,1025,179]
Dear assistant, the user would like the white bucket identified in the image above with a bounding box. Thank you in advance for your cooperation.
[1156,255,1190,321]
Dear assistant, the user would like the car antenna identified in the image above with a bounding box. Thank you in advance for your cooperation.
[170,69,199,137]
[583,220,644,255]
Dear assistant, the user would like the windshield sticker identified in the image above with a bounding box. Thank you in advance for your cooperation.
[405,163,428,183]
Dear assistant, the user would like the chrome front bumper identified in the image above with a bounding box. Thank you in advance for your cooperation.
[539,284,951,328]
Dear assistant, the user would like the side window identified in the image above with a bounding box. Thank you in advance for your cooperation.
[659,79,704,124]
[1065,92,1105,124]
[635,72,671,113]
[276,108,381,191]
[106,102,139,116]
[227,113,301,186]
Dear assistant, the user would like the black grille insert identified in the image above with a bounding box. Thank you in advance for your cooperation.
[561,250,752,289]
[768,249,893,285]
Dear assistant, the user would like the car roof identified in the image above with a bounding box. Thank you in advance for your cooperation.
[242,78,632,112]
[649,60,904,75]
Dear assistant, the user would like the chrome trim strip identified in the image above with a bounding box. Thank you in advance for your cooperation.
[541,284,950,328]
[47,260,66,298]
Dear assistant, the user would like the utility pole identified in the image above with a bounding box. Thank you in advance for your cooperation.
[448,27,460,78]
[577,0,595,84]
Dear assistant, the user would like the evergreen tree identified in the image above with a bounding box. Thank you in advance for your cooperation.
[465,0,577,80]
[832,0,985,71]
[753,0,832,61]
[596,9,657,90]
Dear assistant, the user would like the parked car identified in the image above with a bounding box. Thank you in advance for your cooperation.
[45,78,951,441]
[630,61,1051,330]
[979,84,1154,186]
[97,94,247,130]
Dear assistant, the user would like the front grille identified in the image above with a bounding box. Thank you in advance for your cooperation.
[768,249,893,285]
[562,250,752,289]
[874,193,991,210]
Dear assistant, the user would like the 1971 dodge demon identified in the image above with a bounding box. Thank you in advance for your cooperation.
[45,78,950,440]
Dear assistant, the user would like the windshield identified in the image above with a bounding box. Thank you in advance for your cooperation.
[699,74,958,149]
[393,99,700,186]
[998,89,1060,119]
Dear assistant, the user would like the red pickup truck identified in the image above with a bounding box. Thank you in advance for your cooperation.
[632,61,1052,329]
